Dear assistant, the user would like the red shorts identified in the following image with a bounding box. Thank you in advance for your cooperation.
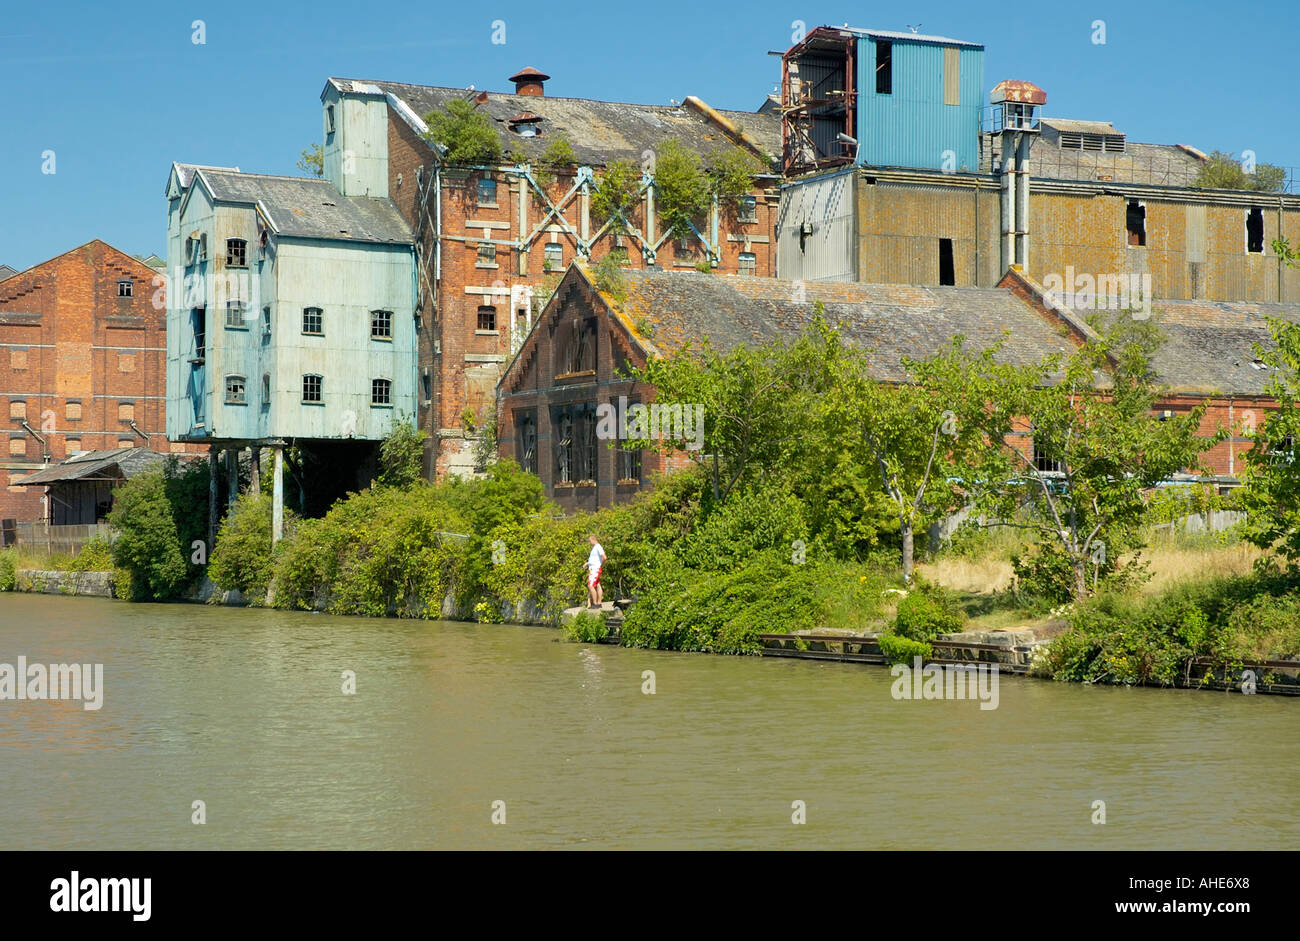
[588,567,602,588]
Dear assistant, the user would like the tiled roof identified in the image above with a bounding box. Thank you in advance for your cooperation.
[192,169,412,245]
[331,78,782,169]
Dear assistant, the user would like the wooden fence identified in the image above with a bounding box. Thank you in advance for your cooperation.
[8,521,111,556]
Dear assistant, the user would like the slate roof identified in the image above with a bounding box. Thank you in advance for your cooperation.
[0,264,18,281]
[191,168,412,245]
[15,447,167,486]
[592,267,1079,382]
[331,78,782,170]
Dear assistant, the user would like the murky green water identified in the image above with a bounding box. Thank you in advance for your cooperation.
[0,593,1294,849]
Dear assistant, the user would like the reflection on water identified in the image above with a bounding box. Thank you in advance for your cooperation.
[0,593,1295,849]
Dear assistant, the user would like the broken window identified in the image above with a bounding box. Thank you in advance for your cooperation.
[192,307,207,358]
[326,104,335,136]
[553,403,598,484]
[1247,207,1264,253]
[738,252,757,276]
[515,409,538,475]
[560,319,596,375]
[302,374,323,404]
[262,305,272,338]
[477,305,497,332]
[477,242,497,267]
[371,309,393,339]
[371,378,392,406]
[226,238,247,267]
[738,195,758,223]
[1126,200,1146,247]
[938,238,955,286]
[875,41,892,95]
[117,279,133,297]
[477,178,497,206]
[224,375,246,405]
[262,374,271,406]
[544,242,563,271]
[226,300,247,328]
[1032,437,1063,474]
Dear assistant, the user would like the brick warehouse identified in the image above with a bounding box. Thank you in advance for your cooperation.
[320,68,782,478]
[0,241,194,524]
[499,261,1300,508]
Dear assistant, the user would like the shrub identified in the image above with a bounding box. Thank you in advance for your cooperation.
[893,588,964,641]
[424,99,501,165]
[675,480,810,573]
[591,159,641,232]
[108,469,188,601]
[0,549,15,591]
[563,610,610,644]
[209,491,276,603]
[68,536,114,573]
[878,632,932,665]
[379,417,428,488]
[591,252,628,302]
[484,510,591,623]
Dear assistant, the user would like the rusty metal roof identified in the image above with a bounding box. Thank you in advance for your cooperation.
[15,447,166,486]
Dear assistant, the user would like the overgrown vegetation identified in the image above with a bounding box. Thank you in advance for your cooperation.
[1192,151,1287,193]
[591,159,642,233]
[424,99,502,166]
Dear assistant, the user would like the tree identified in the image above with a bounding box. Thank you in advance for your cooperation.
[297,143,323,177]
[209,491,275,603]
[986,319,1220,601]
[108,469,188,600]
[706,146,761,202]
[653,139,711,240]
[379,416,428,488]
[818,328,1030,583]
[591,159,642,234]
[1193,150,1286,193]
[1240,314,1300,562]
[424,99,502,166]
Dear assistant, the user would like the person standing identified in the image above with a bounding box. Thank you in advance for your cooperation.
[584,535,606,609]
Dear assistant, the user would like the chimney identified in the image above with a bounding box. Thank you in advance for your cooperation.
[509,67,550,96]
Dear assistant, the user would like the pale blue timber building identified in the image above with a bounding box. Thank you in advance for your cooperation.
[164,162,415,540]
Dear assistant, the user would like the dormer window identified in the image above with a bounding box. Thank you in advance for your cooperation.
[508,112,544,138]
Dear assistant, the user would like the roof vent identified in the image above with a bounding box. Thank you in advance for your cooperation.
[509,67,550,97]
[508,111,544,137]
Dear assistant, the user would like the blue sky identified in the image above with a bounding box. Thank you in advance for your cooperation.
[1,0,1295,271]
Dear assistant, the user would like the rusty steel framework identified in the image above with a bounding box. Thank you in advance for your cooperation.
[782,28,858,175]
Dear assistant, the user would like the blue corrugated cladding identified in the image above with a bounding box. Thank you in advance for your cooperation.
[856,37,984,172]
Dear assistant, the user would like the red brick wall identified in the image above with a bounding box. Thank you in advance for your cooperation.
[0,241,196,524]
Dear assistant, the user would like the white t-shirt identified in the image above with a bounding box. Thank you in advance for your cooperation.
[587,543,605,571]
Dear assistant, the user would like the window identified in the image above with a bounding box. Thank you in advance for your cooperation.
[226,300,247,328]
[943,47,960,106]
[65,437,81,453]
[261,374,271,407]
[117,402,134,422]
[9,400,25,420]
[116,438,135,449]
[65,401,82,421]
[875,40,892,95]
[676,236,696,257]
[738,195,758,223]
[559,319,596,376]
[1033,437,1063,474]
[938,238,955,286]
[262,305,272,337]
[515,410,538,475]
[477,178,498,206]
[226,238,247,267]
[617,445,642,484]
[117,279,133,297]
[553,403,598,484]
[302,374,323,404]
[421,367,432,405]
[326,104,335,136]
[192,307,207,358]
[371,378,392,406]
[477,243,497,267]
[1126,200,1146,247]
[544,242,563,271]
[738,252,757,276]
[8,437,25,457]
[1247,207,1264,254]
[371,309,393,339]
[477,305,497,332]
[198,233,207,262]
[302,307,323,335]
[225,375,246,405]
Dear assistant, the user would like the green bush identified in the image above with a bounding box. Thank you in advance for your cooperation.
[68,536,114,572]
[484,510,591,623]
[675,479,810,572]
[0,549,15,591]
[878,632,932,665]
[108,469,188,601]
[893,588,964,641]
[209,491,276,603]
[563,610,610,644]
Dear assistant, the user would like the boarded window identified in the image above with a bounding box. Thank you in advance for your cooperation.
[738,252,757,275]
[1247,207,1264,253]
[65,438,81,453]
[118,402,135,422]
[943,47,960,105]
[117,438,135,449]
[9,350,27,370]
[118,353,135,372]
[9,400,25,420]
[8,437,25,456]
[371,378,392,406]
[65,402,82,421]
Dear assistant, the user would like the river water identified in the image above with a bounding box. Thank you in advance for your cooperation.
[0,593,1294,850]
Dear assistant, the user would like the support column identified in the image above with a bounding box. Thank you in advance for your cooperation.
[1000,132,1016,274]
[644,182,656,262]
[207,446,219,553]
[272,446,284,543]
[1015,133,1031,271]
[249,446,261,494]
[225,449,239,510]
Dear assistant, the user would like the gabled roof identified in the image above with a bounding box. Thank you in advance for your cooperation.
[327,77,782,169]
[0,264,19,281]
[15,447,167,486]
[188,168,412,245]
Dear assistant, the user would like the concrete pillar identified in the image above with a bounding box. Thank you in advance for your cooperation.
[249,446,260,494]
[225,449,239,510]
[1000,132,1016,275]
[580,180,590,247]
[272,446,284,543]
[207,447,219,552]
[1015,133,1031,271]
